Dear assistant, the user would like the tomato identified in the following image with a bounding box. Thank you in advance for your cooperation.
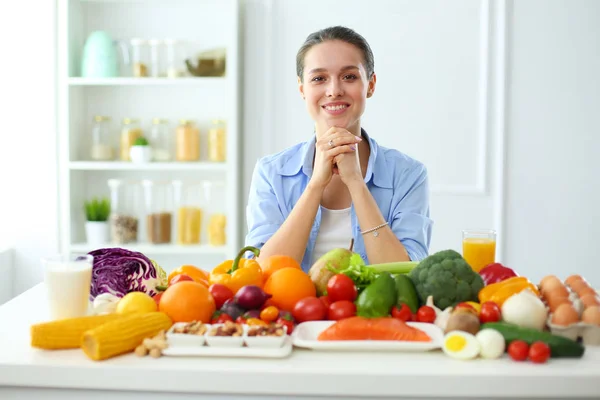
[455,302,476,312]
[169,274,194,286]
[276,315,295,334]
[391,304,413,322]
[260,306,279,322]
[508,340,529,361]
[528,341,551,363]
[211,311,233,324]
[479,301,502,324]
[292,296,327,323]
[246,317,268,326]
[326,274,358,302]
[416,305,436,323]
[168,265,209,286]
[328,300,357,321]
[319,295,331,309]
[235,315,248,324]
[208,283,234,310]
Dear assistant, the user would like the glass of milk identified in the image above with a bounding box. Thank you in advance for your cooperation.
[42,254,94,320]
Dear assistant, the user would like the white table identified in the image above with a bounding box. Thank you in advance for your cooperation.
[1,284,599,400]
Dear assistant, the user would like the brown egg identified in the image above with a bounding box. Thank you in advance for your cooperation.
[547,295,571,312]
[577,286,597,298]
[570,279,591,293]
[540,275,562,291]
[543,284,570,300]
[582,306,600,325]
[565,274,584,287]
[551,303,580,326]
[580,293,600,308]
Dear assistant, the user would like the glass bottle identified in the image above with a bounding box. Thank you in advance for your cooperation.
[165,39,184,78]
[175,119,200,162]
[173,180,207,245]
[207,119,226,162]
[204,181,227,246]
[90,116,114,161]
[130,38,149,77]
[149,118,172,161]
[142,180,174,244]
[120,118,142,161]
[108,179,140,244]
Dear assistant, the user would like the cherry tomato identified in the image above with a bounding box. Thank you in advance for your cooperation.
[391,304,413,322]
[235,315,248,324]
[455,302,476,313]
[327,274,358,302]
[169,274,194,286]
[152,292,163,306]
[416,305,436,323]
[211,311,233,324]
[319,295,331,310]
[292,296,327,323]
[479,301,502,324]
[328,300,357,321]
[246,317,268,326]
[276,315,295,334]
[260,305,279,322]
[508,340,529,361]
[208,283,234,310]
[528,341,551,363]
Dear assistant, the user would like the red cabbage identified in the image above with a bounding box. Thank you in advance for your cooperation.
[88,247,167,301]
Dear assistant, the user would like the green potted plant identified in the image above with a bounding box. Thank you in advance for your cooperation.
[84,197,111,245]
[130,136,152,163]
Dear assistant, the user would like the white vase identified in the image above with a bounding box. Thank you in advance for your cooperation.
[85,221,109,246]
[130,146,152,163]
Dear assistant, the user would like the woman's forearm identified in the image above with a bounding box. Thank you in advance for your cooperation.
[346,180,410,263]
[257,183,324,264]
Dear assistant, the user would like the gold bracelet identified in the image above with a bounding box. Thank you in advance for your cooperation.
[360,222,389,237]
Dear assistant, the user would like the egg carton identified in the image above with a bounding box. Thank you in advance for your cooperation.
[546,316,600,346]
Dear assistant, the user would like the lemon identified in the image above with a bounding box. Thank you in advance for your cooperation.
[116,292,157,314]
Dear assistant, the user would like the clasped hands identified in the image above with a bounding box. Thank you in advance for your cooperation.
[311,127,363,189]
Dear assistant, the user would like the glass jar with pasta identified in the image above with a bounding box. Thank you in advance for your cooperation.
[175,119,200,162]
[173,180,207,245]
[203,181,227,247]
[120,118,143,161]
[208,119,226,162]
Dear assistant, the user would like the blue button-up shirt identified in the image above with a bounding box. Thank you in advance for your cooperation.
[244,129,433,272]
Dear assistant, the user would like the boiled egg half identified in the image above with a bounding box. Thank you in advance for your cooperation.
[442,331,481,360]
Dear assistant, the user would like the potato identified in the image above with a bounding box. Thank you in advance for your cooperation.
[444,312,481,335]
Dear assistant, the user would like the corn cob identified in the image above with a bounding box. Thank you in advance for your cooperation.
[81,312,172,361]
[31,314,124,350]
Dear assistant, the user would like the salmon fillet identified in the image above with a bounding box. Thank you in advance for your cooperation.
[317,316,431,342]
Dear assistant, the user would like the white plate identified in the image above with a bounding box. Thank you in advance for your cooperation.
[292,320,443,352]
[205,323,245,348]
[245,325,288,348]
[162,336,293,358]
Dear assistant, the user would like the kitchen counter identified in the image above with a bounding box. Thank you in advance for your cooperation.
[1,284,599,400]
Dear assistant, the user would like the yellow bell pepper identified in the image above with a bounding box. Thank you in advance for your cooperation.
[478,276,540,307]
[209,246,264,295]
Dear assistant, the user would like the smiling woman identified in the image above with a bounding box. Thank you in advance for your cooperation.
[244,26,433,272]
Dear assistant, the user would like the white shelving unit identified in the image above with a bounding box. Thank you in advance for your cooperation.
[57,0,241,270]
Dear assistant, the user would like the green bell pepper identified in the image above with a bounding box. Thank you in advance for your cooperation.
[355,272,397,318]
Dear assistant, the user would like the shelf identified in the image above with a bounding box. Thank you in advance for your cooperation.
[68,77,226,87]
[69,161,228,171]
[70,243,228,255]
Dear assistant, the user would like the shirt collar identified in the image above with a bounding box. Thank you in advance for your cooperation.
[277,128,393,189]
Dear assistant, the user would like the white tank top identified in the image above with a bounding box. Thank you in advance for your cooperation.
[311,206,353,265]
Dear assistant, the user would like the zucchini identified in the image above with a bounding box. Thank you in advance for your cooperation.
[481,322,585,358]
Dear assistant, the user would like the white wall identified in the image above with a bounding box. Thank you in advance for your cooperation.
[0,0,58,296]
[504,0,600,285]
[1,0,598,299]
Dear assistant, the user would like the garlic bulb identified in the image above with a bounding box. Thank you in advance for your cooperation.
[92,293,121,315]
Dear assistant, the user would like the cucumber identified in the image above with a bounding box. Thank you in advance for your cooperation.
[481,322,585,358]
[394,274,419,313]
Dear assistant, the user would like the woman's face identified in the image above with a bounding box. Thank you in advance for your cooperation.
[299,40,376,137]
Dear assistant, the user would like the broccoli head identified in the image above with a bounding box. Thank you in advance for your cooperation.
[408,249,484,310]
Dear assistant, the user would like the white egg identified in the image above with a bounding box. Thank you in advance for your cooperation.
[475,329,506,359]
[442,331,480,360]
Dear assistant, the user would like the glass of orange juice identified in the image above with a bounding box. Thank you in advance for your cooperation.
[462,229,496,272]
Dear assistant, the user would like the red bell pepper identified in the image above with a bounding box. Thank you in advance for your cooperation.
[479,263,518,285]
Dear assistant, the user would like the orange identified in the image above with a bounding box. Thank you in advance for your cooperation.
[159,281,215,323]
[259,255,302,283]
[168,265,209,286]
[263,267,316,312]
